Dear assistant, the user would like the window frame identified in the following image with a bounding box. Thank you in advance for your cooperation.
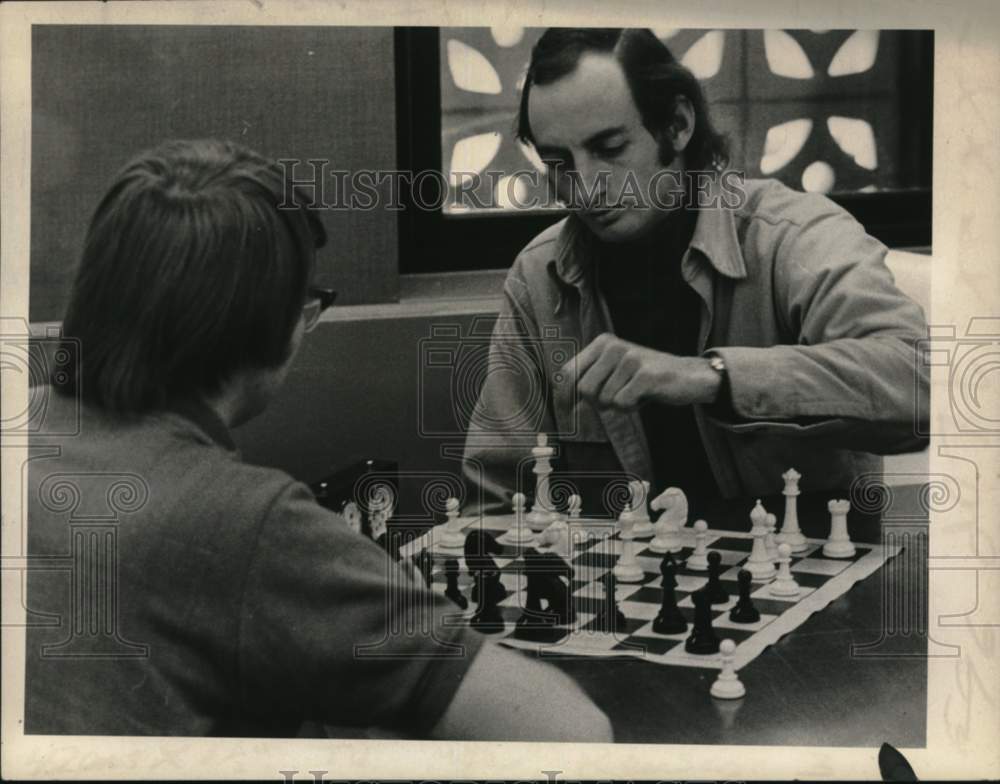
[395,27,932,275]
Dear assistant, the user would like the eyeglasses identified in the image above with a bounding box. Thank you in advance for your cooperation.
[301,287,338,332]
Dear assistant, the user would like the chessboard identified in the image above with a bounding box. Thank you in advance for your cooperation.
[398,513,901,671]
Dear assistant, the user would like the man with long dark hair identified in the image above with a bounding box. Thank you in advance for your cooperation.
[26,139,612,740]
[464,28,928,510]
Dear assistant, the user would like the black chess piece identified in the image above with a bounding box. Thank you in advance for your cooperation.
[729,568,760,624]
[706,550,730,605]
[652,553,687,635]
[411,548,434,588]
[465,530,507,605]
[470,570,505,633]
[684,588,720,654]
[595,572,627,634]
[517,550,576,633]
[443,558,468,609]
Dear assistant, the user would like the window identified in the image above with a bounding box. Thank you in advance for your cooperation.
[397,28,932,274]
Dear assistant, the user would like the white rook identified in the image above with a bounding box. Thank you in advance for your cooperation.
[823,498,856,558]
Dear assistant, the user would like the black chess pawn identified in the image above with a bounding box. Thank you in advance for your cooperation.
[653,553,687,635]
[411,548,434,588]
[443,558,468,609]
[706,550,730,605]
[596,572,627,634]
[684,588,720,655]
[729,568,760,624]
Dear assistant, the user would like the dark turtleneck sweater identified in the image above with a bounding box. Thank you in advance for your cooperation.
[595,208,720,500]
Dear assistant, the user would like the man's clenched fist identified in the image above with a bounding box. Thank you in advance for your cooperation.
[560,333,722,411]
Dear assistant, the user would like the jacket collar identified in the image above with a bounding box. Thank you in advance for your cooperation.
[166,397,236,451]
[551,178,747,286]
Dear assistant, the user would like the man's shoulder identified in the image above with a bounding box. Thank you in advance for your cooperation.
[511,216,571,272]
[736,178,851,230]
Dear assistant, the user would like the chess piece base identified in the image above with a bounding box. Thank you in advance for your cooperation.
[686,555,709,571]
[710,675,746,700]
[776,531,809,552]
[729,604,760,624]
[631,520,654,538]
[613,562,645,583]
[769,580,801,597]
[652,613,687,635]
[685,633,720,655]
[745,561,776,580]
[648,535,683,553]
[822,541,856,558]
[526,510,556,532]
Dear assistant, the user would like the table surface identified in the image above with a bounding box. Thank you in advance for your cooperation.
[548,484,930,747]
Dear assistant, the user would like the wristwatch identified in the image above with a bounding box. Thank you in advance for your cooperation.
[705,353,729,405]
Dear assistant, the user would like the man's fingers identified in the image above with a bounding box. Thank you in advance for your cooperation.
[577,346,620,402]
[597,356,637,407]
[560,333,612,386]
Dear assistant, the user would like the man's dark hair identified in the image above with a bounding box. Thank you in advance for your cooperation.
[517,28,729,171]
[57,138,327,414]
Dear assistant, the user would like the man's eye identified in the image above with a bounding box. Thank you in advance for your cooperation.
[598,143,627,159]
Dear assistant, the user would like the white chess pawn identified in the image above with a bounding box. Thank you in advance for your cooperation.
[764,512,778,561]
[567,493,583,519]
[613,504,645,582]
[745,500,776,580]
[710,639,746,700]
[440,497,467,548]
[769,543,800,597]
[504,492,536,545]
[686,519,710,571]
[649,486,686,553]
[778,467,808,552]
[823,499,856,558]
[629,479,654,538]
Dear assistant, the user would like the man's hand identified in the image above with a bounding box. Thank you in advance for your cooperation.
[561,333,721,410]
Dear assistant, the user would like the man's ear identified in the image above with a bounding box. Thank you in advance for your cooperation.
[668,95,696,155]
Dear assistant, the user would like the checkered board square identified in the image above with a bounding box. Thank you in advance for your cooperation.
[399,514,901,670]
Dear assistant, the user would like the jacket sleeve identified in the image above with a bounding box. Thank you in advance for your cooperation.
[462,273,558,514]
[706,203,930,455]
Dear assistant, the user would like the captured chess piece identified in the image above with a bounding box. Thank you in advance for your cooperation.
[649,486,686,553]
[443,558,468,609]
[729,568,760,624]
[684,588,720,654]
[613,503,645,582]
[628,479,654,538]
[823,498,856,558]
[777,467,808,552]
[710,639,746,699]
[686,519,710,571]
[705,551,730,605]
[652,553,687,635]
[769,542,801,597]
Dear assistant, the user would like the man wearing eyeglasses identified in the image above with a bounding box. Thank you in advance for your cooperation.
[25,139,612,741]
